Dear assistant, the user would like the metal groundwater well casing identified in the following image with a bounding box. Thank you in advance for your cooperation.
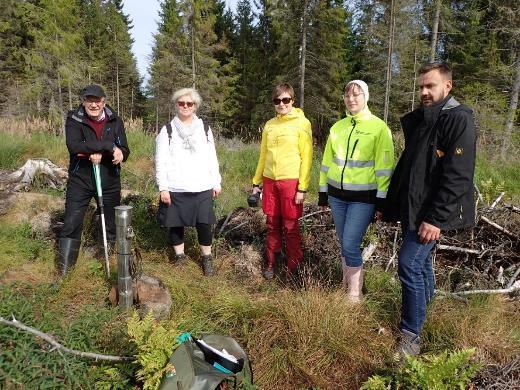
[115,205,134,311]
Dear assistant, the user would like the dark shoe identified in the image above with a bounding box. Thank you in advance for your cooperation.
[395,329,420,363]
[262,268,274,280]
[167,247,187,266]
[58,238,81,275]
[175,253,188,265]
[202,255,215,276]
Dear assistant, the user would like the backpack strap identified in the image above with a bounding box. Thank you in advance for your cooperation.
[165,122,173,145]
[164,121,209,145]
[203,121,210,142]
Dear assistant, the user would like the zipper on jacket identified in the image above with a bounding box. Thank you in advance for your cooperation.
[72,159,80,174]
[340,118,356,190]
[350,139,359,159]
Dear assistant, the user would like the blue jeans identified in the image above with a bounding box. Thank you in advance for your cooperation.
[398,227,436,336]
[328,197,375,267]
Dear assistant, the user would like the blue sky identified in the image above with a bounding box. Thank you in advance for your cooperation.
[122,0,238,82]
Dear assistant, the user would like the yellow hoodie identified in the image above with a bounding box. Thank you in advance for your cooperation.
[253,108,313,191]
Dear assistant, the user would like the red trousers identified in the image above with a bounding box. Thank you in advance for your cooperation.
[262,177,303,271]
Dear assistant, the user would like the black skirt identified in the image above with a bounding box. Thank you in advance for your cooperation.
[156,190,216,227]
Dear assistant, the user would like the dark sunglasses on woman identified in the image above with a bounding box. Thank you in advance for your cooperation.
[273,97,292,105]
[177,101,195,108]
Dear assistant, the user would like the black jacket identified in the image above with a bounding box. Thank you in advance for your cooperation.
[384,95,476,230]
[65,105,130,191]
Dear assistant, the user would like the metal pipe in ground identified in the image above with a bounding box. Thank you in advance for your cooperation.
[115,205,133,311]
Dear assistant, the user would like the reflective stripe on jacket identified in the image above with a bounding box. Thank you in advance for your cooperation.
[253,108,313,191]
[319,107,394,201]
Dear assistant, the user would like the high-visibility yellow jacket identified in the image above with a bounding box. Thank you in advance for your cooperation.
[253,108,313,191]
[319,107,394,203]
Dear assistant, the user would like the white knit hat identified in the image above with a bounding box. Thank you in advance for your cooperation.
[345,80,369,103]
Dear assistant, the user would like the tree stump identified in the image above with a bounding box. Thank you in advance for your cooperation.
[0,158,68,192]
[109,274,172,320]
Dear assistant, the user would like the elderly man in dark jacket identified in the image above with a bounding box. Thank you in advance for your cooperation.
[382,62,476,358]
[58,84,130,274]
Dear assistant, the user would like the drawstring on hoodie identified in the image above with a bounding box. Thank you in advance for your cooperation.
[340,117,357,190]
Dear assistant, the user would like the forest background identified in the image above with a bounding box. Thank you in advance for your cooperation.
[0,0,519,389]
[1,0,518,154]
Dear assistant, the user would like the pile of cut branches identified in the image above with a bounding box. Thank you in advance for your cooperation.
[216,196,520,295]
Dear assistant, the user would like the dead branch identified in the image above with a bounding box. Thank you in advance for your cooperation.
[490,192,505,210]
[504,204,520,214]
[443,280,520,297]
[217,210,235,236]
[0,315,133,362]
[362,242,377,262]
[437,244,480,255]
[480,216,517,239]
[299,209,329,220]
[506,265,520,289]
[385,229,399,271]
[222,220,249,236]
[474,184,485,205]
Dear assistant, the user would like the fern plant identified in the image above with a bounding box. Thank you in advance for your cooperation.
[127,312,180,390]
[361,348,483,390]
[479,178,505,206]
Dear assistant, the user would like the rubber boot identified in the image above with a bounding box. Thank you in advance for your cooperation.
[341,257,348,290]
[263,250,276,280]
[345,265,363,303]
[58,238,81,275]
[202,254,215,276]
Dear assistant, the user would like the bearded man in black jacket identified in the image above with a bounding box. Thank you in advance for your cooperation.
[381,62,476,358]
[58,84,130,274]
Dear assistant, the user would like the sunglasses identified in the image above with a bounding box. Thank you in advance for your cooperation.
[273,97,292,105]
[177,101,195,108]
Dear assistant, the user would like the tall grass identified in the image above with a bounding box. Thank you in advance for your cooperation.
[475,153,520,201]
[0,119,519,388]
[0,137,27,169]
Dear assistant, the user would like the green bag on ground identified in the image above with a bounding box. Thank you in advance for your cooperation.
[159,334,253,390]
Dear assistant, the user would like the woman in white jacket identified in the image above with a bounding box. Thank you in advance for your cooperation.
[155,88,221,276]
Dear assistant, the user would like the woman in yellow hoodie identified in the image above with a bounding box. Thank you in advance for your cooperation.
[252,83,313,280]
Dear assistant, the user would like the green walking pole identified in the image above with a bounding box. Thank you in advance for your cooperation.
[93,163,110,277]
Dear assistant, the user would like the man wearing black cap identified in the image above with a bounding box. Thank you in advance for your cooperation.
[58,84,130,274]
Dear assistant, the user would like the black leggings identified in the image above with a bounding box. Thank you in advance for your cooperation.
[169,223,213,246]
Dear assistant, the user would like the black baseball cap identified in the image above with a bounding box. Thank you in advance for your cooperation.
[81,84,106,98]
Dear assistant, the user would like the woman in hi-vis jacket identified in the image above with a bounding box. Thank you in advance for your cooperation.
[319,80,394,301]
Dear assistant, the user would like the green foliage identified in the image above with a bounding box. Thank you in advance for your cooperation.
[121,194,168,250]
[122,128,157,197]
[0,222,54,272]
[479,178,505,206]
[0,136,26,169]
[475,156,519,201]
[0,284,134,388]
[127,312,180,390]
[361,348,483,390]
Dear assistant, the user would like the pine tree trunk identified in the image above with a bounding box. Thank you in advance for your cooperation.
[299,0,309,109]
[116,60,120,113]
[501,47,520,159]
[384,0,395,122]
[412,39,418,111]
[68,79,72,110]
[57,73,65,135]
[430,0,441,62]
[190,2,196,89]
